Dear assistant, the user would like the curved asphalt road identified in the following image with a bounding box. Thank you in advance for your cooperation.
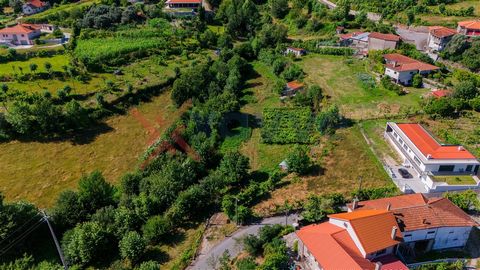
[188,214,299,270]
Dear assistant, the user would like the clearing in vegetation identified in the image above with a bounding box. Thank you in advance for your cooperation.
[261,107,313,144]
[299,54,429,119]
[0,90,188,207]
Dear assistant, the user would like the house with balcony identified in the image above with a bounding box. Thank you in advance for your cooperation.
[383,54,439,85]
[384,122,480,192]
[296,210,408,270]
[347,194,478,256]
[426,26,456,60]
[457,20,480,37]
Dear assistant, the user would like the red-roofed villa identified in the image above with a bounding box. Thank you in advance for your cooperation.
[0,24,41,45]
[383,53,439,85]
[385,122,480,192]
[457,20,480,37]
[426,26,457,57]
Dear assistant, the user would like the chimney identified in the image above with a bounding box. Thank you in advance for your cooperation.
[458,146,464,151]
[387,203,391,211]
[391,226,397,240]
[375,262,382,270]
[352,198,358,210]
[426,154,432,159]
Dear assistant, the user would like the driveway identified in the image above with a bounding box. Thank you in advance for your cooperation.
[188,214,299,270]
[395,26,429,51]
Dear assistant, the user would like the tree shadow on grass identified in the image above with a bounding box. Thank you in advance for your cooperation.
[143,246,170,264]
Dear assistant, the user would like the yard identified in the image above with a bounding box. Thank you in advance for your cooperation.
[299,54,430,120]
[235,58,392,216]
[0,89,188,207]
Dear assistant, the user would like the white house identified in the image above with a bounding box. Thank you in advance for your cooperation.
[22,0,49,15]
[348,194,478,255]
[457,20,480,37]
[0,24,41,46]
[385,122,480,192]
[426,26,456,60]
[368,32,400,51]
[383,53,439,85]
[285,47,306,57]
[296,210,408,270]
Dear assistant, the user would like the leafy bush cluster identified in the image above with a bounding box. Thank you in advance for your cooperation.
[301,193,345,223]
[442,36,480,72]
[380,76,404,95]
[261,107,313,144]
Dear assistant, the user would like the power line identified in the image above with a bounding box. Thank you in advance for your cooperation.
[0,218,45,257]
[40,211,68,270]
[0,212,41,247]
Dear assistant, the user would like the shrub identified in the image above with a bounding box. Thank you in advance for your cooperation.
[119,231,146,263]
[316,105,342,135]
[412,74,423,88]
[444,190,480,212]
[286,145,312,175]
[142,215,172,244]
[380,76,404,95]
[302,195,334,223]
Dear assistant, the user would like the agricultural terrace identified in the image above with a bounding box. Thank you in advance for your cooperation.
[0,90,188,207]
[299,54,429,119]
[75,25,180,70]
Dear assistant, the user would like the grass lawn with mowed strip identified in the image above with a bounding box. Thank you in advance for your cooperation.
[431,175,477,185]
[299,54,429,119]
[0,90,188,207]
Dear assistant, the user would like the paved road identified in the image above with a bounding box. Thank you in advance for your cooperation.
[188,214,299,270]
[318,0,381,22]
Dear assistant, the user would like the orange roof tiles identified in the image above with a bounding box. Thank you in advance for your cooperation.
[429,26,457,38]
[431,89,452,98]
[297,223,377,270]
[369,32,401,42]
[329,210,402,254]
[384,53,439,72]
[287,46,305,52]
[286,80,304,90]
[397,123,476,159]
[25,0,48,8]
[349,194,478,232]
[0,24,40,34]
[458,20,480,30]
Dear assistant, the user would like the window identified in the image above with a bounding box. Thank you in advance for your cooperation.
[414,156,421,165]
[427,231,435,234]
[399,138,404,144]
[466,165,473,172]
[21,34,24,37]
[439,165,455,172]
[404,234,412,237]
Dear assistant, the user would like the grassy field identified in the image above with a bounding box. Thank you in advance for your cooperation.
[253,126,392,216]
[4,56,176,95]
[235,58,391,216]
[0,90,188,207]
[0,54,69,74]
[26,0,99,20]
[361,119,402,164]
[416,0,480,26]
[299,54,429,120]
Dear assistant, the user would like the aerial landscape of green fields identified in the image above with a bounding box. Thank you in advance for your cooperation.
[0,0,480,268]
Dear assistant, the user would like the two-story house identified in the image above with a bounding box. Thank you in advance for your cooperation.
[347,194,478,255]
[22,0,49,15]
[385,122,480,192]
[383,54,439,85]
[296,210,408,270]
[457,20,480,37]
[426,26,456,60]
[0,24,41,46]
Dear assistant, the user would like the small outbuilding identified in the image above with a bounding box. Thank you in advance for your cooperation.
[283,80,305,97]
[285,47,306,57]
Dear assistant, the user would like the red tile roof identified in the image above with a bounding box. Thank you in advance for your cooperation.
[369,32,400,42]
[458,20,480,31]
[25,0,48,8]
[396,123,476,159]
[0,24,40,34]
[329,210,402,254]
[297,223,377,270]
[287,46,305,52]
[286,80,304,90]
[430,89,452,98]
[349,194,478,232]
[429,26,457,38]
[384,53,439,72]
[373,255,409,270]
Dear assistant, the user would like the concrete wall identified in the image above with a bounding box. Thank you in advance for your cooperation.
[369,38,397,51]
[385,67,415,85]
[0,31,40,45]
[432,227,472,250]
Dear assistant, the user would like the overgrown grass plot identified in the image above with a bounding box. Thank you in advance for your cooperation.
[261,107,313,144]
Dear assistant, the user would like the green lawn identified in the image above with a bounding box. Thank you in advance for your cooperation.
[431,175,477,185]
[361,119,403,164]
[0,90,188,208]
[299,54,429,120]
[0,54,69,75]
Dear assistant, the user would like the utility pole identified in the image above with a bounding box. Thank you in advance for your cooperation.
[41,210,68,270]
